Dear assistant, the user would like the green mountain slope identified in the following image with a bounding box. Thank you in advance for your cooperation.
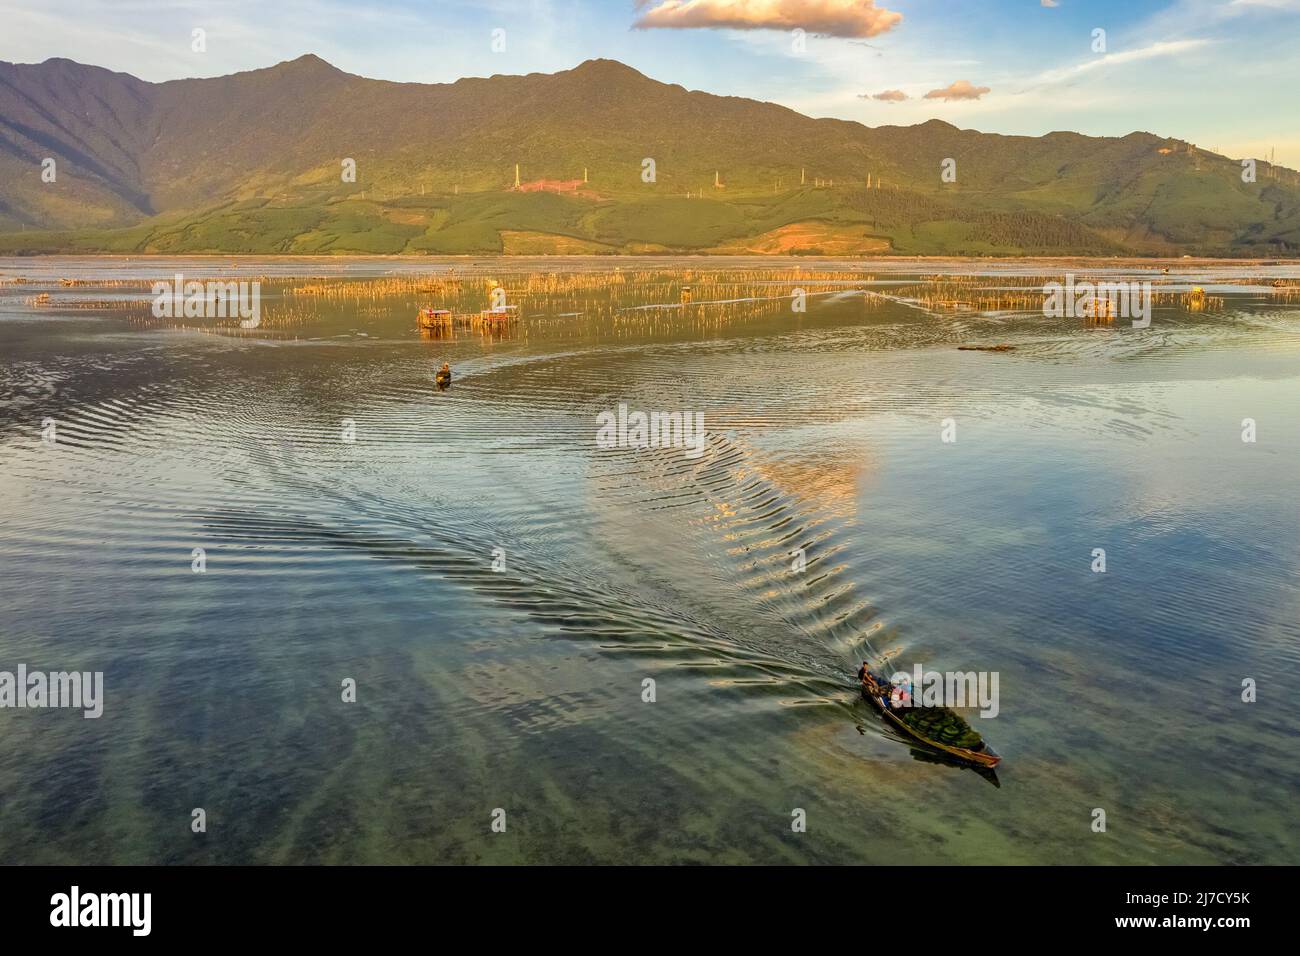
[1,56,1297,256]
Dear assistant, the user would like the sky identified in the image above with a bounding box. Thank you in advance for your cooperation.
[1,0,1297,164]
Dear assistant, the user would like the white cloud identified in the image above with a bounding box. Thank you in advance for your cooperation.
[923,79,990,101]
[1229,0,1300,9]
[633,0,903,38]
[1028,38,1213,87]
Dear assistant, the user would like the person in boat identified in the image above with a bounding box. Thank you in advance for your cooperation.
[860,665,895,710]
[890,681,912,710]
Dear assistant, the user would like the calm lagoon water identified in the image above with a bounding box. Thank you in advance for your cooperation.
[1,256,1297,864]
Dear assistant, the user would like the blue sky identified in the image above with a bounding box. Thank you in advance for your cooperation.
[2,0,1297,163]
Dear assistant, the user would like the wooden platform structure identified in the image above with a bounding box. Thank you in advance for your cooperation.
[418,305,520,336]
[477,305,519,325]
[1080,297,1115,325]
[418,308,453,331]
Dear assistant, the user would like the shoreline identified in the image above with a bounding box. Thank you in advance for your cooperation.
[2,252,1296,265]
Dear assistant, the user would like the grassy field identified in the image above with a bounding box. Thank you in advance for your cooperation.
[0,186,1145,257]
[5,56,1300,257]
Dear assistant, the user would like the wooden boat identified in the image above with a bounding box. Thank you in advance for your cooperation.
[861,672,1001,768]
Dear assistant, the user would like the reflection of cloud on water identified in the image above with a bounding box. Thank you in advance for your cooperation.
[756,454,865,521]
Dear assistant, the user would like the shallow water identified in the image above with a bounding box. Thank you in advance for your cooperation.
[1,257,1297,864]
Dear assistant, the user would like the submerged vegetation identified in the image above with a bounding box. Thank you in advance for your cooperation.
[9,265,1267,346]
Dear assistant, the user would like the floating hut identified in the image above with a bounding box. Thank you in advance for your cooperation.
[1081,296,1116,325]
[477,305,519,324]
[418,308,453,330]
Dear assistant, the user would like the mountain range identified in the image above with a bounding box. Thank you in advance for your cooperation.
[1,55,1298,256]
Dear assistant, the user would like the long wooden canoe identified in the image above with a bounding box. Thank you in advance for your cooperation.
[861,672,1001,769]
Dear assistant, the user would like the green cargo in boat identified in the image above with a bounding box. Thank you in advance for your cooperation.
[861,671,1001,768]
